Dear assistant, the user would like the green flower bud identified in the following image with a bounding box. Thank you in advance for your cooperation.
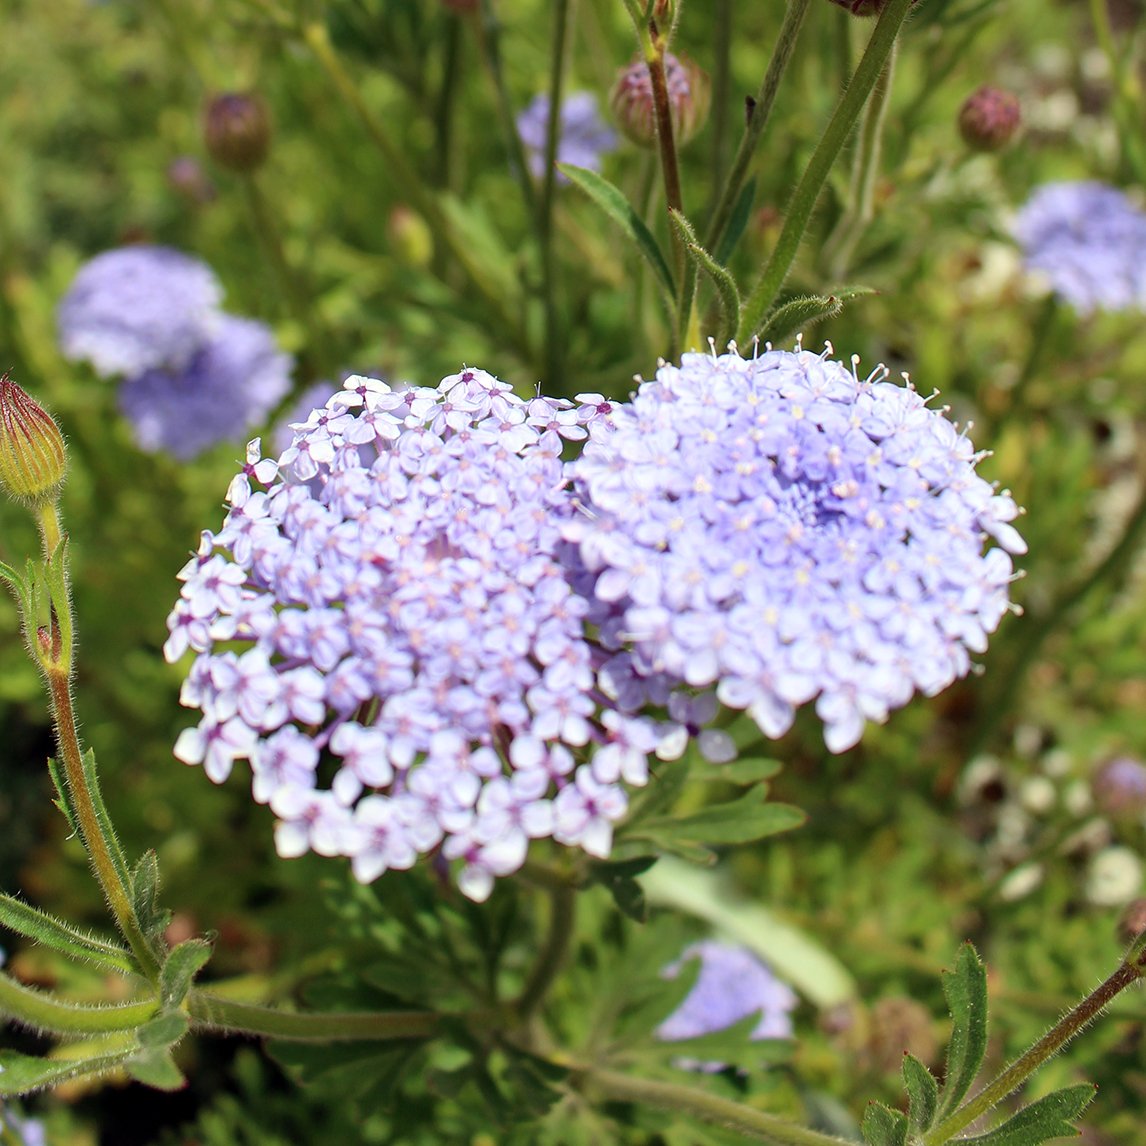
[204,92,272,174]
[0,374,67,506]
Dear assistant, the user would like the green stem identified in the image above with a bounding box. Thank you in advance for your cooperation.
[186,990,442,1042]
[435,11,464,190]
[582,1066,856,1145]
[241,176,328,381]
[1001,293,1059,421]
[515,882,577,1019]
[1088,0,1146,181]
[967,477,1146,758]
[704,0,812,256]
[540,0,574,389]
[821,39,897,281]
[0,972,156,1036]
[737,0,913,343]
[923,952,1146,1145]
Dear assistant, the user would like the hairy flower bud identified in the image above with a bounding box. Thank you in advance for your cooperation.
[958,86,1022,151]
[204,92,272,174]
[611,52,710,148]
[0,375,67,506]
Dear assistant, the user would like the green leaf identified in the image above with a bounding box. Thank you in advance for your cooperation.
[558,164,675,302]
[270,1041,414,1110]
[754,286,877,346]
[959,1084,1096,1145]
[159,939,213,1009]
[861,1101,909,1146]
[713,176,756,267]
[130,849,171,943]
[623,756,692,829]
[700,757,782,785]
[641,1013,792,1070]
[46,756,80,838]
[501,1045,568,1118]
[670,208,742,349]
[637,787,805,846]
[935,943,990,1121]
[0,558,25,595]
[137,1011,190,1049]
[0,893,135,975]
[0,1042,137,1096]
[126,1047,186,1090]
[903,1053,939,1133]
[642,858,856,1007]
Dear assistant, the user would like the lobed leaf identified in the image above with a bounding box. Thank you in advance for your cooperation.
[935,943,990,1122]
[637,787,805,846]
[958,1084,1096,1146]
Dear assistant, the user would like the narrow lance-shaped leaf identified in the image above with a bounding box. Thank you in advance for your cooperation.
[160,938,214,1009]
[0,893,135,975]
[46,755,80,838]
[0,1043,141,1097]
[713,176,756,267]
[861,1101,909,1146]
[935,943,990,1121]
[669,209,742,350]
[957,1083,1096,1146]
[557,164,676,303]
[130,849,171,944]
[903,1052,939,1133]
[754,286,876,347]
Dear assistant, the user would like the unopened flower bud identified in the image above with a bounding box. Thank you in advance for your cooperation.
[1092,756,1146,819]
[610,52,710,148]
[387,205,434,268]
[204,92,272,174]
[958,86,1022,152]
[0,375,67,506]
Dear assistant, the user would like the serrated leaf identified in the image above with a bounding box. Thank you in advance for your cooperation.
[670,209,742,349]
[0,893,135,975]
[713,177,756,266]
[269,1040,414,1110]
[903,1053,939,1133]
[936,943,990,1121]
[642,859,856,1007]
[861,1101,909,1146]
[0,1043,136,1096]
[638,787,805,846]
[126,1047,186,1090]
[159,939,213,1009]
[558,164,675,302]
[755,286,876,345]
[958,1084,1096,1145]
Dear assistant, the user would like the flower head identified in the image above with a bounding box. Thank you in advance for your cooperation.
[118,315,292,460]
[958,86,1021,152]
[658,940,797,1070]
[565,346,1025,753]
[166,369,654,899]
[517,92,617,182]
[1013,181,1146,314]
[58,246,223,377]
[204,92,272,174]
[611,52,710,149]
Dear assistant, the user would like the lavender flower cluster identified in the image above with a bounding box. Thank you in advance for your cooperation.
[167,349,1023,896]
[1014,181,1146,315]
[516,92,616,182]
[564,347,1026,753]
[58,246,292,459]
[166,369,658,901]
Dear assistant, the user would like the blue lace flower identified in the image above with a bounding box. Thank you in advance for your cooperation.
[58,246,223,377]
[1014,181,1146,314]
[166,370,657,900]
[565,347,1026,753]
[517,92,617,182]
[118,315,292,460]
[659,940,796,1070]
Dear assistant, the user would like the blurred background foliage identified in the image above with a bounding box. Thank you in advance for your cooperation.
[2,0,1146,1141]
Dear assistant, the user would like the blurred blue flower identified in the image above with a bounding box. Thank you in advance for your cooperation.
[166,370,656,901]
[565,347,1026,753]
[517,91,616,181]
[658,940,797,1070]
[119,315,292,460]
[1,1109,46,1146]
[58,246,224,377]
[1013,181,1146,314]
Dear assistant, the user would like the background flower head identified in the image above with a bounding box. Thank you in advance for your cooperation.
[58,245,224,378]
[1013,181,1146,314]
[517,91,617,181]
[118,315,292,460]
[565,347,1026,753]
[166,369,656,900]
